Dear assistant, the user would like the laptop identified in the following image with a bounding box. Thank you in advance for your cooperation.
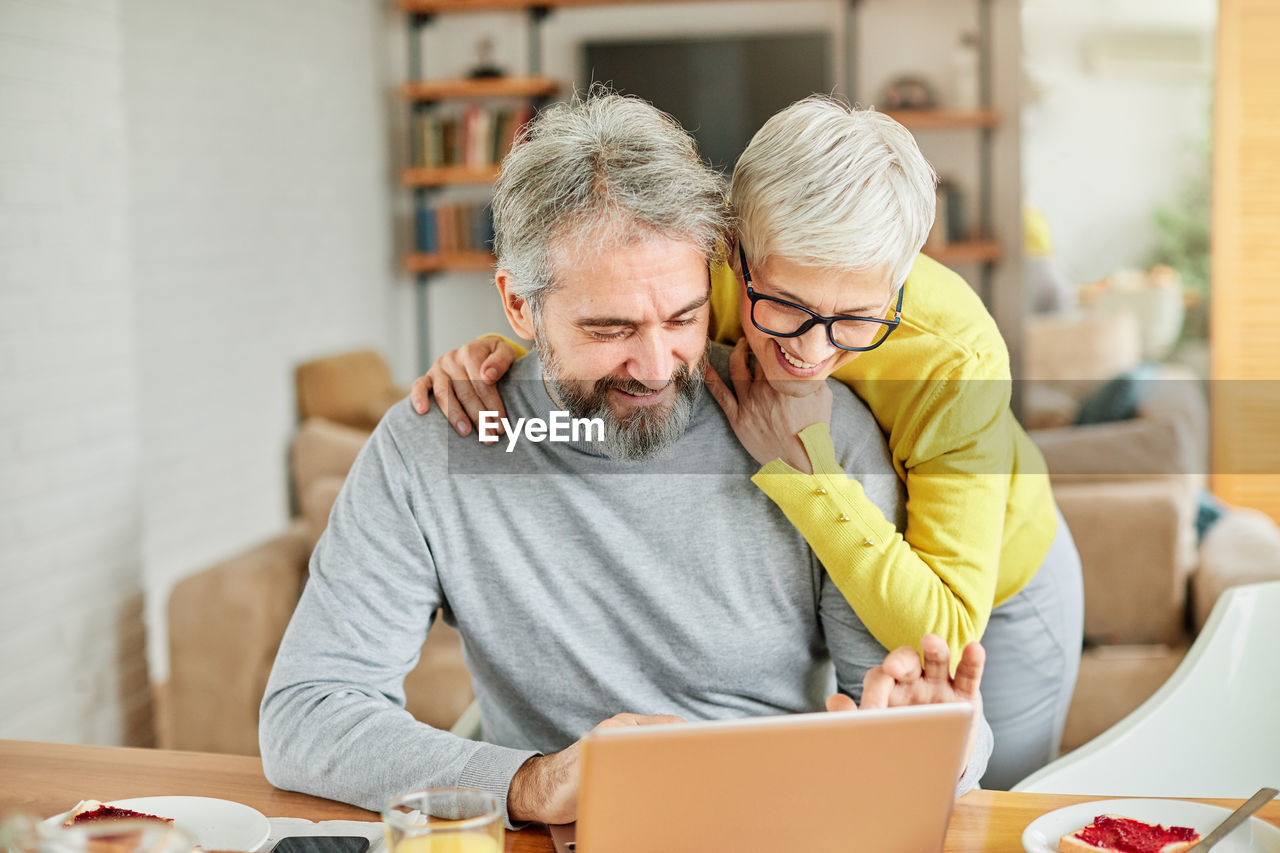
[548,702,974,853]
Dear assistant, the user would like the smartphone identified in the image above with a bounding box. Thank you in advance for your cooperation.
[274,837,371,853]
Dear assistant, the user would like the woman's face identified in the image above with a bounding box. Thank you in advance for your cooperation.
[735,251,896,396]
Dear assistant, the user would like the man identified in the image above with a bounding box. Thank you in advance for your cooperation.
[259,91,991,826]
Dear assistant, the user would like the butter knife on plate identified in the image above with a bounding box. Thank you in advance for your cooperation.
[1187,787,1278,851]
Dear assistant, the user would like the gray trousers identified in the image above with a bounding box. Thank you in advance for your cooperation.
[978,508,1085,790]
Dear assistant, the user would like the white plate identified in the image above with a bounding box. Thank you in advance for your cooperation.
[1023,798,1280,853]
[46,796,271,852]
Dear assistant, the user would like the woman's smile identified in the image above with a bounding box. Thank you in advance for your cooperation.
[772,339,831,378]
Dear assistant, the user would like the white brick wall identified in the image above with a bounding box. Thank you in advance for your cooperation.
[0,0,399,745]
[0,0,151,746]
[120,0,397,683]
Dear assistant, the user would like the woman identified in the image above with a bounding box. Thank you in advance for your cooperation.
[412,96,1083,789]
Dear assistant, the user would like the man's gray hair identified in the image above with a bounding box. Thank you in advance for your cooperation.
[492,87,730,308]
[731,95,938,289]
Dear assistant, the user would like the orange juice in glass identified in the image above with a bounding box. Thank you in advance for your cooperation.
[382,790,502,853]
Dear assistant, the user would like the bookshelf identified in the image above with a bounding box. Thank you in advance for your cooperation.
[401,76,559,102]
[400,0,747,11]
[402,0,1012,367]
[404,5,561,368]
[927,240,1001,266]
[849,0,1004,307]
[886,108,999,130]
[404,251,496,274]
[402,166,502,187]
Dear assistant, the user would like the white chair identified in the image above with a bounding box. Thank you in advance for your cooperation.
[1015,580,1280,797]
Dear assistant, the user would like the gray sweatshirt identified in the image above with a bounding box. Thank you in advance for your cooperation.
[259,343,991,821]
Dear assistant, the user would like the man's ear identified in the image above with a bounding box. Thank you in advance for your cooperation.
[495,269,537,340]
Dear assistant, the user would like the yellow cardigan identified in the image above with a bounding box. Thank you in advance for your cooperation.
[713,253,1058,660]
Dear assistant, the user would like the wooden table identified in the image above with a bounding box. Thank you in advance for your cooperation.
[4,739,1278,852]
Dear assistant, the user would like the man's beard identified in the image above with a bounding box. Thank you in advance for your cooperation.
[538,339,705,463]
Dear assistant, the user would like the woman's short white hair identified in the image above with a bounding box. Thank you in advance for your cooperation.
[730,95,937,289]
[492,87,730,309]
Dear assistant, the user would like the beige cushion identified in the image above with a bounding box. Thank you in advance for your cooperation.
[1032,416,1201,484]
[296,348,405,431]
[1135,364,1209,482]
[1193,507,1280,630]
[1062,643,1189,752]
[1054,479,1196,645]
[1025,309,1142,383]
[291,418,369,504]
[300,475,346,547]
[1022,383,1080,431]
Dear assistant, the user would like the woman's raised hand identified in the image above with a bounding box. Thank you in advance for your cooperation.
[703,339,833,474]
[825,635,987,779]
[410,336,518,438]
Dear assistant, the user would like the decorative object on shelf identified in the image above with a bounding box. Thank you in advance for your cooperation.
[952,32,981,109]
[1079,265,1186,361]
[942,180,970,243]
[928,180,971,248]
[880,74,936,111]
[468,37,505,79]
[928,186,948,251]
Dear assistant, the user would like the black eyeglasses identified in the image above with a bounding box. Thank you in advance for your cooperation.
[739,243,904,353]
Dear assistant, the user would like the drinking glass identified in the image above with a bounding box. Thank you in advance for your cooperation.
[382,789,502,853]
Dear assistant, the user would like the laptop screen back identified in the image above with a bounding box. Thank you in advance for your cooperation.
[575,703,973,853]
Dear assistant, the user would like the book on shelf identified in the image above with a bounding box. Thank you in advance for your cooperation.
[416,202,495,256]
[414,103,534,169]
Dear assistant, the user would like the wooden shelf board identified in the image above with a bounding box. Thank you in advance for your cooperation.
[401,0,536,9]
[885,108,999,129]
[402,165,501,186]
[926,240,1001,265]
[401,76,559,101]
[401,0,746,12]
[404,252,496,273]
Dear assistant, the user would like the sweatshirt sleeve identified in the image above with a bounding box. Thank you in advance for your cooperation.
[752,363,1013,666]
[259,415,536,825]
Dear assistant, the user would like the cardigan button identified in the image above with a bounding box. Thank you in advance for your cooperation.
[814,488,828,496]
[837,514,851,522]
[862,538,875,547]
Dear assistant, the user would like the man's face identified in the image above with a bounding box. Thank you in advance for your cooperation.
[534,235,712,461]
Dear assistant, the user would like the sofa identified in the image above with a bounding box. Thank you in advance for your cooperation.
[1021,308,1280,751]
[161,335,1277,761]
[157,350,475,754]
